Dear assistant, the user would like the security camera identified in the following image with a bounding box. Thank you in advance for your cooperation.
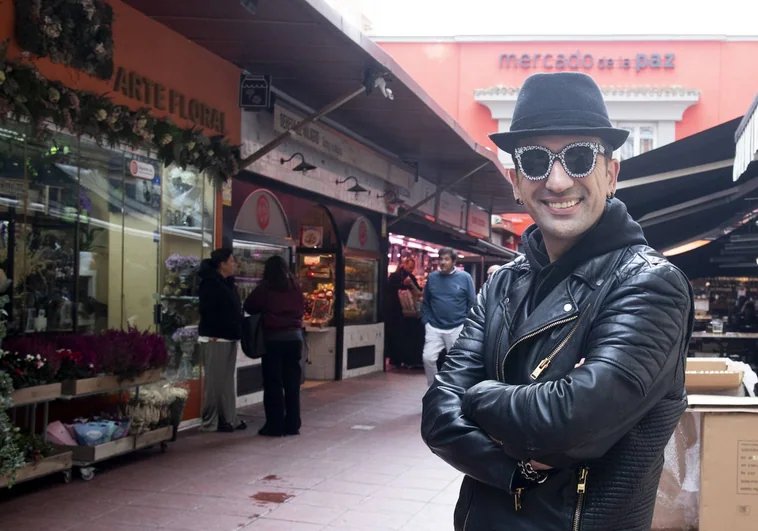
[375,77,394,100]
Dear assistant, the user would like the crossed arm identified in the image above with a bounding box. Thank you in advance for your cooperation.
[422,265,693,480]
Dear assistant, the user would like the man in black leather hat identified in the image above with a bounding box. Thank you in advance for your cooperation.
[421,72,694,531]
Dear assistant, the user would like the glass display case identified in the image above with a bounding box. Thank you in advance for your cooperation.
[297,253,336,327]
[344,257,378,325]
[233,241,290,302]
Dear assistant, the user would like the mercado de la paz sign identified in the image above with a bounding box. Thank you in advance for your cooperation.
[498,51,676,72]
[112,67,227,134]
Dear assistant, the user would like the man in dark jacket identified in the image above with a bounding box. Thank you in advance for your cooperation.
[421,72,694,531]
[198,248,246,433]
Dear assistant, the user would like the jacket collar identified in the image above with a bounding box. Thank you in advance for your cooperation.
[506,247,630,343]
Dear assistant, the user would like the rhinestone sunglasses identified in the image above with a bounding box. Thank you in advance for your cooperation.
[514,141,607,181]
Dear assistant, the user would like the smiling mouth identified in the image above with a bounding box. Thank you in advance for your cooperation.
[543,198,582,210]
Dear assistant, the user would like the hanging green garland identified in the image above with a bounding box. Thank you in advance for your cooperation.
[14,0,115,80]
[0,40,240,188]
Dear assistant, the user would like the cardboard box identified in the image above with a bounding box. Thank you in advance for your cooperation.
[691,395,758,531]
[686,358,744,392]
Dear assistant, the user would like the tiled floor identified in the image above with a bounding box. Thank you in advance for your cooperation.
[0,370,462,531]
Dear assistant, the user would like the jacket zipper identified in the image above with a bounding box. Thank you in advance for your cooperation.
[501,315,578,379]
[573,467,589,531]
[530,314,581,380]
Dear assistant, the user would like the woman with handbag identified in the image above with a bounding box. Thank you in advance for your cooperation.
[197,248,247,433]
[244,255,305,437]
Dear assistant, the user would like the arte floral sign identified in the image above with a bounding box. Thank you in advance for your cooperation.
[0,41,241,187]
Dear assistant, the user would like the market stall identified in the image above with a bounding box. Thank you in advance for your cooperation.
[296,205,340,381]
[342,217,383,378]
[232,188,295,407]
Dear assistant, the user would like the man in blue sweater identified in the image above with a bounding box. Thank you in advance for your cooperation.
[421,247,476,385]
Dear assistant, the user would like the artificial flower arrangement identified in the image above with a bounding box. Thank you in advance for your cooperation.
[125,381,189,435]
[171,326,198,344]
[13,0,114,80]
[0,328,168,388]
[0,40,241,188]
[165,254,201,272]
[0,338,57,390]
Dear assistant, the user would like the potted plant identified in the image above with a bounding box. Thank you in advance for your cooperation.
[0,372,25,487]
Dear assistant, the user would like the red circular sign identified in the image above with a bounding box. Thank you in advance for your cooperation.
[129,160,138,175]
[358,220,368,247]
[256,194,270,231]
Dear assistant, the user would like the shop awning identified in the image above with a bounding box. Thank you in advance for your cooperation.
[615,117,758,252]
[734,92,758,182]
[666,213,758,279]
[123,0,517,213]
[390,214,519,261]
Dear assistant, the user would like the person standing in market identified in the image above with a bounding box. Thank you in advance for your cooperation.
[385,257,423,368]
[197,248,247,433]
[421,248,475,386]
[421,72,694,531]
[244,255,305,437]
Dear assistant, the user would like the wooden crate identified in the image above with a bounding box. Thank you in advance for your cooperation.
[55,426,171,464]
[0,451,72,488]
[11,383,62,407]
[61,368,163,396]
[57,435,135,464]
[134,426,172,450]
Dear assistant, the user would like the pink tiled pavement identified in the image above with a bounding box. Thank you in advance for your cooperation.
[0,371,462,531]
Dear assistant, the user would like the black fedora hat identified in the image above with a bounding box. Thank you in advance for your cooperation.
[489,72,629,154]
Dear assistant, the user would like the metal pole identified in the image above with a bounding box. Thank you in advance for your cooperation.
[240,85,370,170]
[388,161,491,228]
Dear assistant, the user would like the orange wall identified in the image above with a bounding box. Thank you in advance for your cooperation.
[0,0,241,144]
[380,40,758,152]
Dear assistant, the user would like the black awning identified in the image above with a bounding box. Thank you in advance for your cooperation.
[617,117,742,222]
[614,117,758,253]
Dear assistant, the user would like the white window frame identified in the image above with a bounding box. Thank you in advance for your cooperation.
[615,122,658,160]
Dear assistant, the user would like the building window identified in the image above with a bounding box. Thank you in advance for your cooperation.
[616,123,657,160]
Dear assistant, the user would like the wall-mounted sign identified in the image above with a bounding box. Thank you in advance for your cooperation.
[129,159,156,180]
[274,105,413,191]
[346,216,380,252]
[234,189,291,239]
[498,52,675,73]
[222,179,232,206]
[256,194,270,231]
[239,73,271,110]
[409,177,437,220]
[467,205,490,239]
[112,67,227,134]
[300,226,324,248]
[438,192,465,229]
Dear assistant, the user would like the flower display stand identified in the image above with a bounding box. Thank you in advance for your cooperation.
[55,426,172,481]
[61,368,163,397]
[11,383,62,407]
[0,451,73,489]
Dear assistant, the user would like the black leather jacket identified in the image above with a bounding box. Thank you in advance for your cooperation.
[421,245,694,531]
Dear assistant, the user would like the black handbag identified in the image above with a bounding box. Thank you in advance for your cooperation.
[241,312,266,359]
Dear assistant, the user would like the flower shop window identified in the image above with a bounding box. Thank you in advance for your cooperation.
[159,165,214,381]
[0,120,163,336]
[0,125,80,334]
